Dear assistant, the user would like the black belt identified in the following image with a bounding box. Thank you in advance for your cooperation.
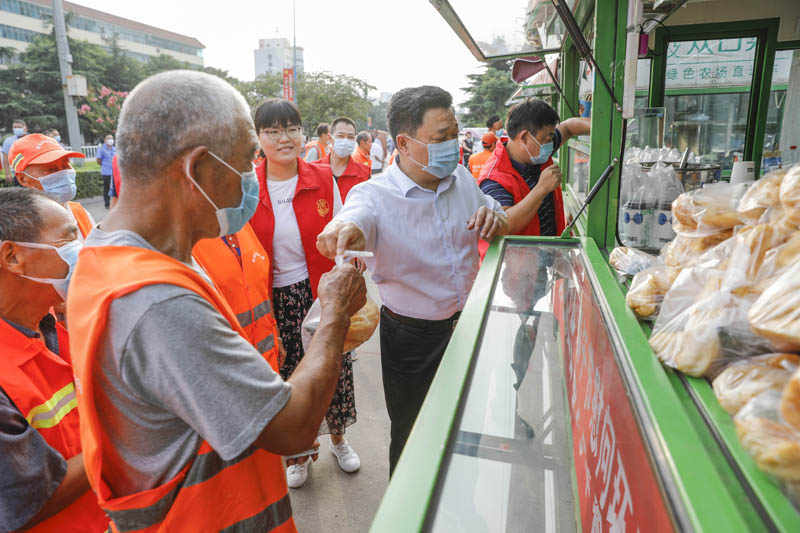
[381,306,460,329]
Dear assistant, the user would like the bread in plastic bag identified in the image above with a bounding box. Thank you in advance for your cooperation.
[660,230,733,270]
[712,354,800,415]
[781,367,800,432]
[301,296,379,354]
[735,389,800,482]
[608,246,660,277]
[780,165,800,224]
[749,260,800,353]
[626,265,677,319]
[671,182,747,235]
[738,171,785,223]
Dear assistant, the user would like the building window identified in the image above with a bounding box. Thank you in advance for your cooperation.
[0,23,42,43]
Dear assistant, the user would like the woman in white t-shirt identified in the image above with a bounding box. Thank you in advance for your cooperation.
[248,99,360,490]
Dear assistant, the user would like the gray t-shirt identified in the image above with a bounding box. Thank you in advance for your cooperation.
[84,228,291,496]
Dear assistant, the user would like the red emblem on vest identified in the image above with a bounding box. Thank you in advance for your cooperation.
[316,199,330,217]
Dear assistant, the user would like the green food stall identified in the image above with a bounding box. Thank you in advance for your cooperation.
[370,1,800,531]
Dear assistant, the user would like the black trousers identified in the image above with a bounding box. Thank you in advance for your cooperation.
[101,174,111,207]
[380,306,458,475]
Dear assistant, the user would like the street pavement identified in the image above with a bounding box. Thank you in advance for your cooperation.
[79,196,393,532]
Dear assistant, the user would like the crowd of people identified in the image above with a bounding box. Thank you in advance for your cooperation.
[0,68,585,531]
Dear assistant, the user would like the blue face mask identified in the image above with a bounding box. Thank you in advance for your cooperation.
[185,151,259,237]
[524,131,554,165]
[406,136,461,179]
[15,239,83,300]
[26,168,77,204]
[54,135,61,143]
[13,127,25,137]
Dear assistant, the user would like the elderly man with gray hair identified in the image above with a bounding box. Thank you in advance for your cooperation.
[66,70,366,532]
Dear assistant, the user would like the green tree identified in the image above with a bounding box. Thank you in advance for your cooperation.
[144,54,194,77]
[102,37,145,93]
[460,60,517,128]
[356,100,388,132]
[235,73,282,109]
[294,72,375,136]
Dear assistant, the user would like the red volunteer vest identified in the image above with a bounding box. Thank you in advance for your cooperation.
[250,158,336,298]
[67,246,295,533]
[0,319,109,533]
[312,153,370,201]
[192,225,281,370]
[478,140,566,236]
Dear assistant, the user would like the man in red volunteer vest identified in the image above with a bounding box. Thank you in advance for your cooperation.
[303,123,330,163]
[311,116,370,201]
[478,99,590,241]
[9,134,96,239]
[66,70,367,532]
[0,188,108,532]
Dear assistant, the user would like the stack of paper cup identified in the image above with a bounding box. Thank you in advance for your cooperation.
[730,161,755,184]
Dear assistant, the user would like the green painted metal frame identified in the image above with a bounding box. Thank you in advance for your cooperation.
[584,0,627,248]
[646,19,780,173]
[369,235,773,532]
[777,40,800,51]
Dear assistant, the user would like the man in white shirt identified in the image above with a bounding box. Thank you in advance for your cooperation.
[317,85,508,474]
[369,130,384,175]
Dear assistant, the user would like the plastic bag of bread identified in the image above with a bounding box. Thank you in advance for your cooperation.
[737,170,785,223]
[649,288,768,377]
[781,367,800,432]
[660,230,733,270]
[301,296,379,354]
[749,260,800,353]
[625,265,677,319]
[712,354,800,415]
[609,246,660,277]
[671,182,747,235]
[780,164,800,224]
[735,389,800,482]
[740,231,800,299]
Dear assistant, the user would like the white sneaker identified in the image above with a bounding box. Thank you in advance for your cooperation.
[330,439,361,473]
[350,350,359,361]
[286,459,311,488]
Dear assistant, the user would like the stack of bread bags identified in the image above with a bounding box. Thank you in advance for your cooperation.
[635,164,800,499]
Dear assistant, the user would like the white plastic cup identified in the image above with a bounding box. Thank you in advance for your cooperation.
[730,161,755,184]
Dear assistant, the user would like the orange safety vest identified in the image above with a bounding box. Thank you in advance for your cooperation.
[67,246,295,533]
[303,139,328,162]
[352,146,372,170]
[192,225,280,371]
[468,149,493,180]
[67,201,94,238]
[0,319,109,533]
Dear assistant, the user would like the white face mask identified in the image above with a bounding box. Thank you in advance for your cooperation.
[10,240,83,300]
[106,139,114,146]
[332,138,356,158]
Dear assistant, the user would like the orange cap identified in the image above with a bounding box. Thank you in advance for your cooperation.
[8,133,85,174]
[481,131,497,146]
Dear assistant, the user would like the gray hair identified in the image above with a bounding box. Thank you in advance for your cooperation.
[0,188,50,242]
[356,130,372,146]
[117,70,252,183]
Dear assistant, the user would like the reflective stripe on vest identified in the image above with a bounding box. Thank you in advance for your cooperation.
[68,246,294,532]
[26,381,77,429]
[0,320,109,532]
[192,225,281,369]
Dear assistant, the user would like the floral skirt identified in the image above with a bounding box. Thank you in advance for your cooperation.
[272,278,356,436]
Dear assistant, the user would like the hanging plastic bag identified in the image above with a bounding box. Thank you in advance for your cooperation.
[620,165,656,248]
[608,246,660,277]
[712,353,800,415]
[301,251,379,354]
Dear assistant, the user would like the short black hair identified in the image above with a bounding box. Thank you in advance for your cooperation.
[356,131,372,146]
[315,123,329,136]
[12,119,26,127]
[387,86,453,147]
[330,116,356,134]
[506,99,560,140]
[254,99,303,133]
[0,188,49,242]
[486,115,500,129]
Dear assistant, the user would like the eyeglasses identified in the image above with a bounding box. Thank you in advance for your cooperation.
[260,127,303,141]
